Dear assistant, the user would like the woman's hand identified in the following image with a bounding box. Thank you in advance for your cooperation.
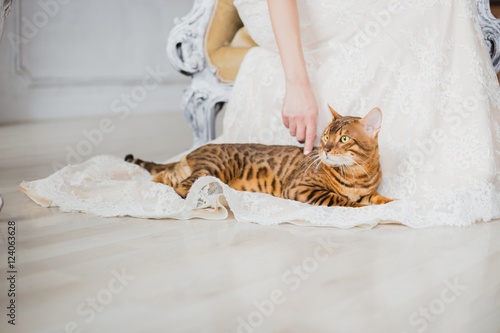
[282,80,318,155]
[268,0,317,154]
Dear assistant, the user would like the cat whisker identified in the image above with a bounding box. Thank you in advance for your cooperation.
[304,153,319,164]
[314,158,322,171]
[304,154,322,174]
[311,154,323,172]
[346,155,370,178]
[342,164,355,183]
[355,150,370,158]
[304,152,319,160]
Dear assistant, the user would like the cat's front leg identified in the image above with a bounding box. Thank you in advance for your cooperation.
[284,187,366,208]
[312,192,367,207]
[359,192,394,205]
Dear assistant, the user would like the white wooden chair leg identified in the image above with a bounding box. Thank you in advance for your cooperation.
[182,73,231,147]
[166,0,232,148]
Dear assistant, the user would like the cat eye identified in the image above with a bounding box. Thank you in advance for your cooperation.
[323,134,329,142]
[340,135,350,143]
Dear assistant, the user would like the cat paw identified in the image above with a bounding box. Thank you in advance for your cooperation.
[359,193,394,205]
[373,196,394,205]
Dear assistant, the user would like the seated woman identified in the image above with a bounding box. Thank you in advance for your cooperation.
[214,0,500,226]
[21,0,500,228]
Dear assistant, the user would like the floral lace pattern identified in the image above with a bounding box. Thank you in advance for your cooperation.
[20,0,500,228]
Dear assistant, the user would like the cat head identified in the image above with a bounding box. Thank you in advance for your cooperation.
[319,105,382,167]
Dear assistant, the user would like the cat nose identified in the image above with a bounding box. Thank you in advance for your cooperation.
[323,147,331,153]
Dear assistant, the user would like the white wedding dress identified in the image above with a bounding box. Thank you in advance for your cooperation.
[21,0,500,228]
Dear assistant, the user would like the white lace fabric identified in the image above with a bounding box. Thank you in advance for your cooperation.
[20,0,500,228]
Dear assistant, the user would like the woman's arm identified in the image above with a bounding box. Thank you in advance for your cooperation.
[267,0,318,154]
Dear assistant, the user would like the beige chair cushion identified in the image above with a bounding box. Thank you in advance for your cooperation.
[205,0,257,83]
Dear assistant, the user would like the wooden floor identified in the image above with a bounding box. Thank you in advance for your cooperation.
[0,113,499,333]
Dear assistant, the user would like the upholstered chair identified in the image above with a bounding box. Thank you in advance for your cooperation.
[167,0,256,148]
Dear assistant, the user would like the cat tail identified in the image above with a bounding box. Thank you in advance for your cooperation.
[124,154,176,176]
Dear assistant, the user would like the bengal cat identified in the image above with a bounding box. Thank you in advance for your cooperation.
[125,106,393,207]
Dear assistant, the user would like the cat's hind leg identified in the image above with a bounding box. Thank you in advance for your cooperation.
[125,154,192,188]
[152,156,192,188]
[152,170,175,187]
[173,169,211,198]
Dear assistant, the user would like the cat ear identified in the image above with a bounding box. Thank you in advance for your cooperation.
[359,107,382,138]
[327,104,342,120]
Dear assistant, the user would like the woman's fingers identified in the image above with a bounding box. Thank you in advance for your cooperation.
[288,119,297,136]
[296,116,316,154]
[282,113,290,129]
[281,81,318,151]
[284,113,317,154]
[295,122,306,143]
[303,118,317,155]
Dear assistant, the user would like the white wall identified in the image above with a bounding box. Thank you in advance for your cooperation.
[0,0,194,123]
